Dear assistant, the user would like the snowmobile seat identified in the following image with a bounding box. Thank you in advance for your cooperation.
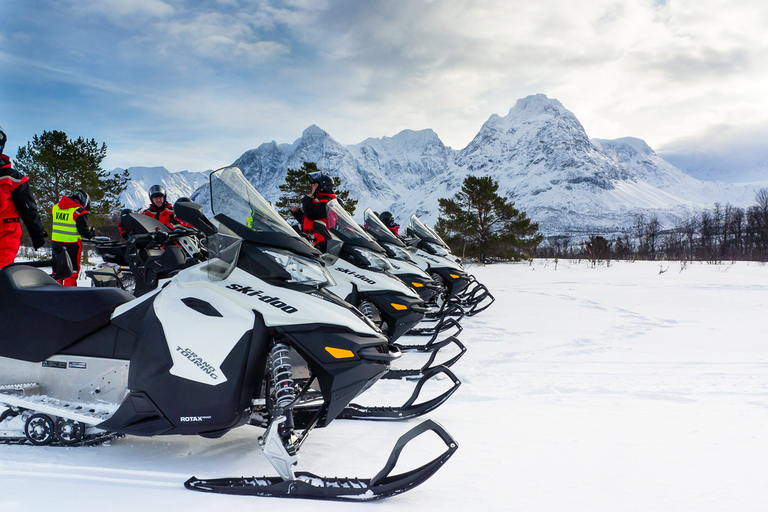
[0,265,135,362]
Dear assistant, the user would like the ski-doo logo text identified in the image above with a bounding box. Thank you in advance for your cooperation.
[180,416,212,422]
[176,346,218,380]
[336,268,376,285]
[225,284,299,314]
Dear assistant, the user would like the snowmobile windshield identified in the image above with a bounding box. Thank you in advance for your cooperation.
[363,208,402,246]
[408,215,449,248]
[209,166,300,240]
[326,199,377,245]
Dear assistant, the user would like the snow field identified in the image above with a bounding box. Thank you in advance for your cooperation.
[1,259,768,511]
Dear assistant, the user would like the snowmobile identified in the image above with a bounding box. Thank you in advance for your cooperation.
[403,215,495,316]
[86,215,206,296]
[310,200,466,375]
[85,203,461,414]
[0,166,457,501]
[363,208,467,330]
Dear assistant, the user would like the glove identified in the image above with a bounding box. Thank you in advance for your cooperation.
[32,232,47,250]
[88,227,96,239]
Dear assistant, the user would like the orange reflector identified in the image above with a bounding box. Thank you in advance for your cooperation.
[390,303,408,311]
[411,282,424,288]
[449,274,461,279]
[325,347,355,359]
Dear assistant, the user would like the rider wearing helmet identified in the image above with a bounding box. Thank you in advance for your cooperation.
[290,171,336,251]
[51,189,95,286]
[378,211,400,236]
[142,184,177,228]
[0,125,48,267]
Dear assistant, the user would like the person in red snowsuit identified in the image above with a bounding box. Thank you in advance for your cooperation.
[0,126,47,268]
[291,171,336,252]
[378,211,400,237]
[142,184,177,229]
[51,190,94,286]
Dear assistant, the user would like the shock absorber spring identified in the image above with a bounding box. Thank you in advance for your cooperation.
[269,342,295,409]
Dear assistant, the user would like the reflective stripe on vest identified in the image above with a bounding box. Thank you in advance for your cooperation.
[51,204,81,243]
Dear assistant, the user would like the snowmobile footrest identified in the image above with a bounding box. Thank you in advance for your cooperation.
[338,365,461,420]
[184,419,458,501]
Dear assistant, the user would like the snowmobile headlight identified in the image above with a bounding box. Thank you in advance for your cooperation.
[425,242,450,257]
[384,243,412,261]
[351,247,392,271]
[262,249,336,287]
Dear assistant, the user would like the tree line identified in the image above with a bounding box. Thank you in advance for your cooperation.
[537,190,768,262]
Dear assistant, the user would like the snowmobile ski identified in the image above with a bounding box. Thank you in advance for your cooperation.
[454,276,495,316]
[384,336,467,379]
[337,365,461,420]
[184,419,457,501]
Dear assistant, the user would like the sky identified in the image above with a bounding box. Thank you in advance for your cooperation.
[2,0,768,175]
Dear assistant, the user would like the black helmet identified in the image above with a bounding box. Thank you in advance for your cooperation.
[379,211,396,227]
[175,196,192,204]
[70,189,90,210]
[148,184,166,200]
[307,171,335,194]
[0,125,6,153]
[119,208,133,218]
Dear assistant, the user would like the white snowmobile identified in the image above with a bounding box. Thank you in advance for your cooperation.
[363,208,467,332]
[403,215,495,316]
[0,166,457,501]
[309,200,465,392]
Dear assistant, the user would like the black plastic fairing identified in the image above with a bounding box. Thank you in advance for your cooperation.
[355,290,426,342]
[276,324,390,426]
[332,228,387,254]
[215,214,321,260]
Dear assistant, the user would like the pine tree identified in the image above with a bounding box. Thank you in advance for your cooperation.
[435,175,542,262]
[14,130,129,230]
[275,161,357,218]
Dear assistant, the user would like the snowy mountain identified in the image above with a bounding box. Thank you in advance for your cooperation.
[115,166,211,212]
[190,94,767,236]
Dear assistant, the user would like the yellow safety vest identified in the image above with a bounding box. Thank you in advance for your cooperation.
[51,204,82,243]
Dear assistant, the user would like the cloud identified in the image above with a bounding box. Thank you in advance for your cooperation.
[7,0,768,173]
[71,0,174,21]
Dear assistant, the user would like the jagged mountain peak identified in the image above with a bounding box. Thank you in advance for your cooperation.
[508,94,570,118]
[301,124,331,140]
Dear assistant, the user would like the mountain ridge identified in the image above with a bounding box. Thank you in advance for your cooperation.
[120,95,768,236]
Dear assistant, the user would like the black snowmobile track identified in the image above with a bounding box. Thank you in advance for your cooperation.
[184,419,458,501]
[0,431,124,447]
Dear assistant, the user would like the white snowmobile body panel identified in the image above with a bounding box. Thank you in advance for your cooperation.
[172,265,380,336]
[325,258,419,299]
[408,249,464,273]
[153,276,255,386]
[387,258,432,280]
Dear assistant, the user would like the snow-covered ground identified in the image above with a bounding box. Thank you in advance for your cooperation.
[2,259,768,511]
